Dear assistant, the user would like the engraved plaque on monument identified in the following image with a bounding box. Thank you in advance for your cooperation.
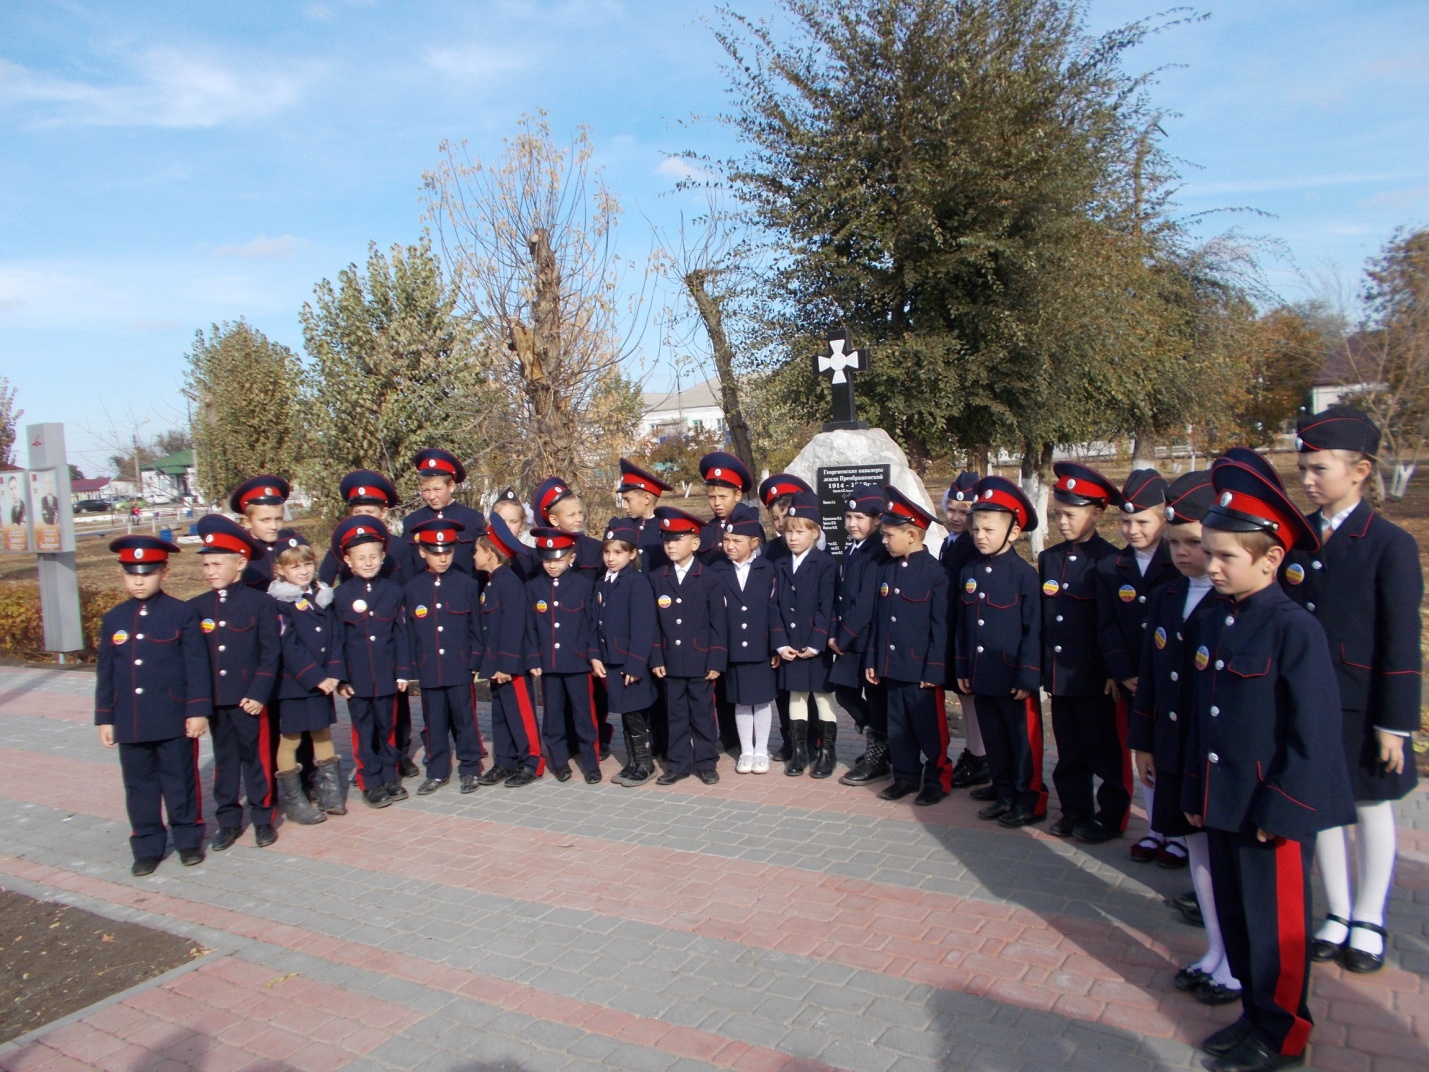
[816,464,890,556]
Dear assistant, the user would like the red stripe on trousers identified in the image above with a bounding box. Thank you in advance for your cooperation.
[1114,694,1133,831]
[387,696,398,749]
[934,687,952,792]
[190,738,204,830]
[586,675,601,762]
[512,676,546,775]
[257,707,274,809]
[1273,837,1313,1055]
[350,722,367,791]
[1025,696,1048,816]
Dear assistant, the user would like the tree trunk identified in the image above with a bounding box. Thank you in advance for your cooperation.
[510,228,579,488]
[1131,427,1157,468]
[1390,463,1415,500]
[684,269,756,491]
[1020,441,1053,558]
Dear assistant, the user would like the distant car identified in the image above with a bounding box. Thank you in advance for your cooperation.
[74,499,112,514]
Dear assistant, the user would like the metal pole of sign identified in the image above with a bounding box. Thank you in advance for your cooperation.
[26,423,84,661]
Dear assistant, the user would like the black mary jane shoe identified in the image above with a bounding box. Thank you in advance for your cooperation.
[131,857,161,877]
[1342,921,1388,974]
[1309,913,1350,963]
[1195,980,1244,1007]
[1174,890,1198,912]
[1173,965,1210,992]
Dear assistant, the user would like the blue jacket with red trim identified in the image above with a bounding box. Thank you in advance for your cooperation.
[326,575,411,697]
[648,557,728,677]
[271,583,335,700]
[868,547,949,686]
[95,592,212,742]
[954,549,1038,695]
[404,569,483,688]
[475,564,537,678]
[525,569,598,673]
[1179,583,1356,840]
[1096,542,1177,685]
[1038,533,1117,697]
[187,583,281,708]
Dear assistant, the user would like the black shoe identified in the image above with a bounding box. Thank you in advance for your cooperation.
[1049,815,1080,838]
[417,776,449,796]
[656,770,689,785]
[914,785,945,807]
[398,755,420,779]
[1309,913,1351,963]
[1202,1019,1254,1057]
[1174,890,1199,912]
[552,763,572,783]
[614,765,653,786]
[810,723,837,779]
[879,779,918,801]
[977,802,1012,821]
[178,848,204,867]
[950,749,991,788]
[696,769,720,785]
[784,721,808,776]
[477,766,513,786]
[504,769,537,787]
[1343,921,1388,973]
[364,784,392,808]
[460,774,479,794]
[1196,980,1244,1006]
[253,824,277,847]
[210,827,241,852]
[1179,901,1205,928]
[584,769,603,784]
[131,856,160,876]
[1174,965,1210,992]
[1073,819,1119,844]
[968,784,998,802]
[384,782,409,802]
[1211,1034,1303,1072]
[998,809,1045,828]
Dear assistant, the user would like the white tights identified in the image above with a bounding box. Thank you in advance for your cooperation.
[788,691,837,723]
[1185,832,1239,988]
[735,702,775,758]
[1314,801,1398,956]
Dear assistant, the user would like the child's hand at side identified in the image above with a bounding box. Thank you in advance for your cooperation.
[397,679,409,692]
[317,677,340,695]
[590,659,607,679]
[97,725,115,748]
[778,646,799,662]
[239,698,263,715]
[185,717,208,739]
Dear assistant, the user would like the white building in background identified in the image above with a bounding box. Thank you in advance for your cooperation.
[639,377,727,440]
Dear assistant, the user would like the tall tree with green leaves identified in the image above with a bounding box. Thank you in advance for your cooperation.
[185,322,306,503]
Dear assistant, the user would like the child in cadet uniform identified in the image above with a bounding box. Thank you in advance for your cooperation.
[1127,470,1242,1007]
[595,517,661,786]
[649,505,727,784]
[697,451,753,565]
[230,475,290,589]
[325,516,412,808]
[956,477,1045,825]
[533,477,604,578]
[617,458,674,572]
[490,487,533,547]
[526,526,604,783]
[833,484,891,785]
[774,491,840,777]
[757,472,814,758]
[1039,462,1124,842]
[96,536,211,875]
[406,449,486,578]
[405,518,486,796]
[190,515,282,850]
[1183,459,1355,1072]
[939,471,989,790]
[268,536,345,821]
[473,514,545,786]
[1283,406,1422,975]
[1096,468,1182,862]
[865,486,949,805]
[715,503,785,774]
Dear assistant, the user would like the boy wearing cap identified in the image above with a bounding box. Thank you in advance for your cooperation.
[1096,468,1180,861]
[97,536,212,875]
[697,451,753,565]
[649,505,728,784]
[190,515,283,849]
[1284,406,1422,975]
[1128,470,1242,1006]
[595,517,661,786]
[758,473,812,567]
[1039,462,1123,842]
[526,526,603,783]
[832,484,891,785]
[1184,458,1355,1072]
[407,449,486,577]
[230,475,291,589]
[617,458,674,573]
[533,477,604,578]
[326,517,412,808]
[866,487,950,805]
[405,518,486,796]
[940,471,990,790]
[955,477,1045,825]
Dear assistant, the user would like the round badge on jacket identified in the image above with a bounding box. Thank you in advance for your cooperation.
[1285,563,1305,585]
[414,605,428,618]
[1041,579,1058,597]
[658,595,673,609]
[535,600,549,613]
[1118,584,1137,602]
[1195,645,1210,671]
[112,630,129,645]
[1154,626,1167,650]
[201,619,216,634]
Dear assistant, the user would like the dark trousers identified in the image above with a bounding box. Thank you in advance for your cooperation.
[715,677,740,753]
[348,694,398,791]
[978,693,1047,815]
[119,737,203,860]
[1050,693,1130,829]
[1207,829,1315,1056]
[491,676,543,774]
[209,705,274,828]
[541,672,600,771]
[420,683,484,780]
[664,676,717,774]
[885,679,951,791]
[395,689,413,756]
[835,684,870,731]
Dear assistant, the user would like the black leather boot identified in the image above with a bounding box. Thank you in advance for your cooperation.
[810,720,837,779]
[784,720,808,776]
[316,756,347,815]
[614,727,654,786]
[277,768,326,825]
[839,729,889,784]
[950,748,990,788]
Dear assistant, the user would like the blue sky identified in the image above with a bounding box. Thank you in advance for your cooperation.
[2,0,1426,476]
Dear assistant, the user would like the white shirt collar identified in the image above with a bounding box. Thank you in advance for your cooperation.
[674,558,694,582]
[1133,547,1156,575]
[1323,502,1359,534]
[790,547,810,571]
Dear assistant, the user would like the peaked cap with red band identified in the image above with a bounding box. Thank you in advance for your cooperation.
[195,514,264,559]
[1213,447,1285,493]
[1119,468,1168,514]
[1295,404,1380,456]
[881,485,938,530]
[603,515,639,543]
[944,470,982,507]
[532,477,574,524]
[340,469,399,508]
[1163,470,1215,524]
[330,516,389,558]
[784,491,822,521]
[846,482,885,516]
[228,475,290,515]
[408,517,465,547]
[530,526,578,559]
[699,451,753,492]
[109,534,181,574]
[617,459,673,497]
[1205,461,1318,553]
[1052,462,1121,508]
[484,514,526,562]
[413,448,466,484]
[969,475,1038,532]
[722,502,764,538]
[653,505,703,539]
[758,473,812,507]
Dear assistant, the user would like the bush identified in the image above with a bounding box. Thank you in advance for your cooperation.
[0,582,126,661]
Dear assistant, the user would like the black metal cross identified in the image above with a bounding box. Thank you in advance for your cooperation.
[813,327,869,430]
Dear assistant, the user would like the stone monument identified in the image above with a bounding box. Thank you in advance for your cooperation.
[787,330,948,553]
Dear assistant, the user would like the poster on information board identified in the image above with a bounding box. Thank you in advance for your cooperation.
[29,469,62,552]
[1,471,31,552]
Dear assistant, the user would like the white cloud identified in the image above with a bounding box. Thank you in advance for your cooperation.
[212,235,310,260]
[657,156,711,181]
[0,47,322,129]
[424,43,528,82]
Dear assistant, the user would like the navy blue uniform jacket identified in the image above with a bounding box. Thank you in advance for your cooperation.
[273,586,335,699]
[326,576,411,696]
[475,565,537,679]
[1180,584,1356,841]
[633,517,670,573]
[572,533,605,580]
[774,548,836,651]
[1039,534,1117,696]
[188,584,281,708]
[404,570,483,688]
[594,565,659,711]
[715,556,786,664]
[525,570,599,673]
[955,550,1039,695]
[1128,578,1225,771]
[403,502,485,576]
[868,548,949,686]
[1096,542,1177,685]
[649,558,728,677]
[96,593,212,743]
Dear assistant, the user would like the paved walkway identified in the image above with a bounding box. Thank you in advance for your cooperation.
[0,664,1423,1072]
